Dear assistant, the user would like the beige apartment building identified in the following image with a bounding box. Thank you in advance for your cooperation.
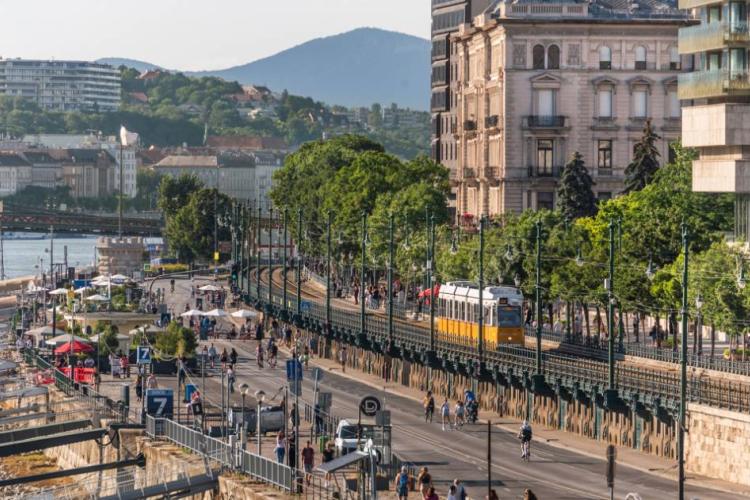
[449,0,691,220]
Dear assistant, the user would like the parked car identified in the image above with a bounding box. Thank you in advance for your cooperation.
[334,420,378,456]
[229,404,284,435]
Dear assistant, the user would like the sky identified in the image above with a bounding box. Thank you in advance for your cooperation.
[0,0,431,71]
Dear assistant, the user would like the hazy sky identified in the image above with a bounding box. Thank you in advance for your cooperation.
[0,0,431,71]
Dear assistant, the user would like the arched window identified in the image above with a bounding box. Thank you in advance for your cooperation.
[599,46,612,70]
[533,44,545,69]
[635,46,647,70]
[547,45,560,69]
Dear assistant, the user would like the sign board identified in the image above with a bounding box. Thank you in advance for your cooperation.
[317,392,332,410]
[375,410,391,426]
[185,383,197,403]
[300,300,311,313]
[213,251,220,262]
[143,263,151,272]
[137,346,151,365]
[146,389,174,419]
[359,395,382,417]
[289,379,302,397]
[286,359,303,381]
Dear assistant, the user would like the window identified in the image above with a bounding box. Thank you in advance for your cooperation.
[598,89,613,118]
[598,192,612,202]
[536,89,555,116]
[537,140,554,174]
[533,45,545,69]
[537,191,555,210]
[708,51,722,71]
[598,140,612,170]
[730,2,746,31]
[548,45,560,69]
[668,90,680,118]
[708,5,722,23]
[730,48,747,77]
[635,46,647,70]
[669,47,681,70]
[599,46,612,70]
[633,90,648,118]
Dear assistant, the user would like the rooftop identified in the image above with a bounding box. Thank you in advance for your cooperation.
[154,155,219,169]
[0,153,30,167]
[485,0,685,20]
[206,135,288,151]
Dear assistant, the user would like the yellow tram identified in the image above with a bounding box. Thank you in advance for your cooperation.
[436,281,525,346]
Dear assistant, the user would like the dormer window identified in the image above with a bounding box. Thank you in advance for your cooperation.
[599,46,612,70]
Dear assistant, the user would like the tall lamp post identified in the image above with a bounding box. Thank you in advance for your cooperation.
[360,212,367,340]
[296,209,303,318]
[678,223,689,500]
[255,390,265,455]
[326,211,332,330]
[478,216,486,360]
[387,213,394,346]
[695,294,703,357]
[534,220,543,377]
[240,383,250,450]
[268,207,274,307]
[283,209,289,316]
[428,214,436,353]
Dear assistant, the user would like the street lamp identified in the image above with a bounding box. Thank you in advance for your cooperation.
[695,294,703,357]
[255,389,265,455]
[240,383,249,450]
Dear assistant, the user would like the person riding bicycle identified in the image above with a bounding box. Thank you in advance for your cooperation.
[518,420,533,459]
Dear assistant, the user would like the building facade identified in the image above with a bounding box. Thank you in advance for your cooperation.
[21,151,62,189]
[0,153,32,196]
[0,59,121,112]
[57,149,117,198]
[450,0,688,219]
[678,0,750,239]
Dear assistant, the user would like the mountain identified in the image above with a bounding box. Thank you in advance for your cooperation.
[190,28,430,110]
[96,57,163,72]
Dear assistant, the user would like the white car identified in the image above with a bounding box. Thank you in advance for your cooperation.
[334,420,377,455]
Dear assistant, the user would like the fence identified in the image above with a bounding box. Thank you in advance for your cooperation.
[146,415,294,492]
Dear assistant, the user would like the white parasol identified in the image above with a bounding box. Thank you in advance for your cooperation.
[231,309,258,319]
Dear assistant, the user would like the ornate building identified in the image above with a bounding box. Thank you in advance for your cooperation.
[450,0,690,221]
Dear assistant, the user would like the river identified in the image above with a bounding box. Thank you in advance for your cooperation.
[1,235,99,278]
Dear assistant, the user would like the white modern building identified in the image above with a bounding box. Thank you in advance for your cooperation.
[0,59,121,112]
[23,134,136,198]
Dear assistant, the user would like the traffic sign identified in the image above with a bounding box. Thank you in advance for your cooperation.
[143,263,151,272]
[146,389,173,418]
[300,300,311,312]
[137,346,151,365]
[359,395,382,417]
[286,359,303,381]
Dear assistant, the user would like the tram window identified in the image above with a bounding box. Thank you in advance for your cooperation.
[497,307,523,327]
[460,302,465,321]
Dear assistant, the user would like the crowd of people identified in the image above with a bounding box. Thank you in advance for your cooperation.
[393,468,539,500]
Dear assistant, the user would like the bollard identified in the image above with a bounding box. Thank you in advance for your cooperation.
[120,384,130,422]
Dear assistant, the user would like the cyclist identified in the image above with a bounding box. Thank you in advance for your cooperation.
[518,420,533,460]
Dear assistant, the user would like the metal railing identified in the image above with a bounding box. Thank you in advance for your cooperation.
[146,415,294,491]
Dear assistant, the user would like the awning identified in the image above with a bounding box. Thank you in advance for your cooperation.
[316,451,368,474]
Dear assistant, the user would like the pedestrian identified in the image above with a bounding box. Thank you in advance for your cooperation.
[275,431,286,463]
[201,345,208,369]
[288,430,297,468]
[394,466,410,500]
[301,440,315,486]
[423,391,435,423]
[447,485,458,500]
[523,489,537,500]
[230,348,238,366]
[119,354,129,379]
[454,400,465,429]
[440,398,451,431]
[487,490,499,500]
[322,441,335,487]
[340,345,347,373]
[423,486,438,500]
[227,365,235,393]
[220,348,228,370]
[453,479,466,500]
[177,356,187,391]
[146,373,158,389]
[417,467,432,497]
[208,343,217,369]
[134,374,143,402]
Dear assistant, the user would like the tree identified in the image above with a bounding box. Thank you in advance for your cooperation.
[154,322,198,359]
[164,187,232,262]
[96,324,121,356]
[624,119,661,193]
[557,152,597,220]
[158,174,203,218]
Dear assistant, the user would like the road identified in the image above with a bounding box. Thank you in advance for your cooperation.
[154,275,741,500]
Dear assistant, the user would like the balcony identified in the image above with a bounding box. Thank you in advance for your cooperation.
[678,69,750,100]
[591,117,619,131]
[527,165,561,178]
[463,120,477,132]
[485,115,500,129]
[523,115,568,129]
[484,167,502,186]
[679,22,750,54]
[463,167,477,179]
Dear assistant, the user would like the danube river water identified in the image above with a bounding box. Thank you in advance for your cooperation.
[2,236,99,279]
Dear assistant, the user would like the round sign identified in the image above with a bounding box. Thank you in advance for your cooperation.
[359,395,382,417]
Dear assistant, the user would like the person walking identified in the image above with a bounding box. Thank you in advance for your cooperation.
[220,348,228,370]
[394,466,410,500]
[301,440,315,486]
[452,480,467,500]
[134,374,143,402]
[454,400,465,429]
[440,398,451,431]
[275,431,286,463]
[417,467,432,497]
[423,391,435,423]
[227,365,236,393]
[447,485,458,500]
[230,348,238,366]
[423,486,438,500]
[208,343,217,369]
[146,373,158,389]
[322,441,335,487]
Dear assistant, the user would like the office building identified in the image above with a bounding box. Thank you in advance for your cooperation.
[450,0,688,219]
[0,59,121,112]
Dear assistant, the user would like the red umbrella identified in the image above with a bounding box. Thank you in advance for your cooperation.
[54,340,94,355]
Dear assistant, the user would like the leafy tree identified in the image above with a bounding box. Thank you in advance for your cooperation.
[133,169,162,211]
[95,323,121,356]
[557,152,597,220]
[164,187,232,262]
[158,174,203,218]
[624,119,661,193]
[154,322,198,359]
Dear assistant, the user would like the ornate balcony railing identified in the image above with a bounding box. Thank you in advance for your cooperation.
[523,115,567,128]
[527,165,562,178]
[463,120,477,131]
[484,115,500,129]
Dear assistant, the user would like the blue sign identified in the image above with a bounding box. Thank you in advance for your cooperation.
[137,346,151,365]
[286,359,303,381]
[185,383,197,403]
[300,300,311,312]
[146,389,173,418]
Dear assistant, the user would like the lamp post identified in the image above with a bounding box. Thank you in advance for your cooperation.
[607,220,616,391]
[695,294,703,357]
[387,213,394,346]
[428,214,436,353]
[360,212,367,339]
[534,220,543,376]
[296,209,303,317]
[678,223,689,500]
[326,211,332,330]
[255,390,265,455]
[268,207,274,307]
[283,209,288,315]
[478,216,485,360]
[239,204,246,292]
[240,383,249,450]
[256,204,261,299]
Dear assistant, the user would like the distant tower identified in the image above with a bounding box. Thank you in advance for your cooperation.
[679,1,750,239]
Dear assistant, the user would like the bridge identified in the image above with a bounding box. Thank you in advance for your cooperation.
[0,202,162,236]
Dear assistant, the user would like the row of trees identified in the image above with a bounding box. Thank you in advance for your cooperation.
[267,132,745,340]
